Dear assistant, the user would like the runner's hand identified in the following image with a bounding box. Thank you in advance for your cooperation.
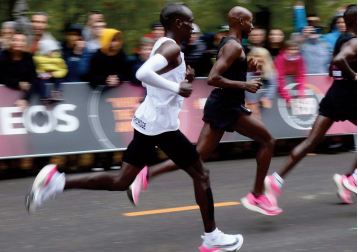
[245,78,262,93]
[178,80,193,97]
[185,65,195,83]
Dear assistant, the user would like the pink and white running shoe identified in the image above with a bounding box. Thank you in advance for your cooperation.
[264,175,282,207]
[25,164,65,213]
[342,174,357,194]
[198,229,244,252]
[127,166,148,206]
[241,192,282,216]
[333,174,353,204]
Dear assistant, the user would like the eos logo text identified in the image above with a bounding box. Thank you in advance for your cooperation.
[0,104,79,135]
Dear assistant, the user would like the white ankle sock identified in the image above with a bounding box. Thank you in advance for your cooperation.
[204,228,220,239]
[54,173,66,192]
[352,169,357,182]
[273,172,284,188]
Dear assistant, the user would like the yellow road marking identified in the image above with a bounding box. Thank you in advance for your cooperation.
[123,201,240,217]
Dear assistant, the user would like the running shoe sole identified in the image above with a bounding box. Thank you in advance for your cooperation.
[241,197,282,216]
[126,187,136,206]
[198,235,243,252]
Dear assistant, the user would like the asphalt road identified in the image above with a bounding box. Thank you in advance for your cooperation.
[0,152,356,252]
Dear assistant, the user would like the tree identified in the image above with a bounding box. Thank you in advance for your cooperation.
[0,0,354,51]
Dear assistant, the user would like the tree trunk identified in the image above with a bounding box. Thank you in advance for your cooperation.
[304,0,317,15]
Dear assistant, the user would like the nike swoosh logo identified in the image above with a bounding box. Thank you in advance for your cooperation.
[212,237,239,248]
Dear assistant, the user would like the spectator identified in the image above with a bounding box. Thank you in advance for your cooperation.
[28,12,59,55]
[306,14,324,34]
[300,26,330,74]
[183,23,210,76]
[323,13,346,55]
[293,1,323,33]
[34,38,68,102]
[87,28,129,88]
[201,24,229,68]
[150,22,165,41]
[87,21,106,54]
[0,32,37,109]
[266,28,285,58]
[62,24,90,82]
[246,47,277,119]
[128,36,154,85]
[82,10,105,42]
[0,21,16,52]
[248,28,266,48]
[274,40,305,106]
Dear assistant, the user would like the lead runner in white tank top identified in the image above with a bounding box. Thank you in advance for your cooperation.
[132,37,186,135]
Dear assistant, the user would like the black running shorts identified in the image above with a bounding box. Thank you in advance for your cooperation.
[123,129,199,169]
[203,88,247,132]
[319,80,357,122]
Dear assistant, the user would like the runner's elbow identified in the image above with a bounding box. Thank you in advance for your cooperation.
[135,68,147,82]
[207,75,220,86]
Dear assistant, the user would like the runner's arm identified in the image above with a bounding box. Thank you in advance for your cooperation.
[136,41,181,93]
[207,41,261,92]
[332,38,357,80]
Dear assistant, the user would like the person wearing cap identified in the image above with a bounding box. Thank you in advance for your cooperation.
[200,24,230,74]
[33,37,68,102]
[87,28,129,88]
[183,23,209,76]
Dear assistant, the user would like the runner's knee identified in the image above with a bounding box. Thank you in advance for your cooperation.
[110,176,130,191]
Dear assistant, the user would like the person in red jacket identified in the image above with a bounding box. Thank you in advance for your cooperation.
[274,40,305,107]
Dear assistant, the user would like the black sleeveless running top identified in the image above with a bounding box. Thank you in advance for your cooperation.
[330,33,357,79]
[216,37,247,103]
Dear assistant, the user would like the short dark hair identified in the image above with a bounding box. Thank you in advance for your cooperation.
[31,12,48,18]
[89,10,102,15]
[344,4,357,27]
[160,3,187,29]
[13,30,26,36]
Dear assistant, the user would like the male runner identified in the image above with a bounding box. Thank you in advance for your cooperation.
[129,6,282,216]
[264,4,357,205]
[25,3,243,251]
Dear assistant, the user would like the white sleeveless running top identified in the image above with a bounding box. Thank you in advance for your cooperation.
[131,37,186,135]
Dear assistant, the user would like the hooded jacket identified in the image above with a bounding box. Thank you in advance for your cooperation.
[87,28,129,87]
[34,39,68,78]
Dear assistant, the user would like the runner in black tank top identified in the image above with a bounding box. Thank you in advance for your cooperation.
[131,6,283,217]
[264,4,357,206]
[202,36,248,130]
[319,32,357,121]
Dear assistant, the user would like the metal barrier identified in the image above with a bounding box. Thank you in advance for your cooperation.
[0,75,355,160]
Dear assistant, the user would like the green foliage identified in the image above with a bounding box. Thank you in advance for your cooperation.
[1,0,354,52]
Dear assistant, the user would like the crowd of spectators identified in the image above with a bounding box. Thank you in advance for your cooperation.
[0,2,351,111]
